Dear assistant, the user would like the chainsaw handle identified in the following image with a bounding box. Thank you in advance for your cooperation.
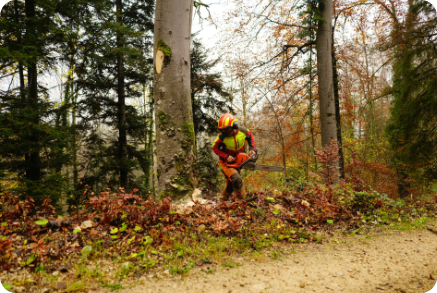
[248,149,258,162]
[251,149,258,157]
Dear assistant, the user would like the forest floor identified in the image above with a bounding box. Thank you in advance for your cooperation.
[2,189,437,293]
[94,225,437,293]
[2,220,437,293]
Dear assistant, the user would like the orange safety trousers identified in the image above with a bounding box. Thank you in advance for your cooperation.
[218,159,245,199]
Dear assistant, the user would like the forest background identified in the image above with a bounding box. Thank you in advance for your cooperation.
[0,0,437,209]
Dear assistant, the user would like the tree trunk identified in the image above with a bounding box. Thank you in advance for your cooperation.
[14,0,25,104]
[153,0,197,198]
[15,0,31,188]
[308,41,317,171]
[117,0,128,189]
[332,39,345,179]
[25,0,41,184]
[72,90,78,188]
[316,0,339,183]
[144,91,154,190]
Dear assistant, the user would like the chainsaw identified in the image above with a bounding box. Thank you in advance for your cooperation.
[226,151,285,173]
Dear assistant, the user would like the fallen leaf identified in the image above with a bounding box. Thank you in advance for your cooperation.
[80,220,93,230]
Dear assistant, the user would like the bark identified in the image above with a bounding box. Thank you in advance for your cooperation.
[144,92,154,190]
[62,54,74,129]
[25,0,41,183]
[332,40,345,179]
[15,0,30,187]
[316,0,339,183]
[14,0,25,103]
[153,0,197,198]
[117,0,128,188]
[309,41,317,171]
[72,90,78,188]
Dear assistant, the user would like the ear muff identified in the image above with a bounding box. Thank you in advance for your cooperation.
[232,122,238,130]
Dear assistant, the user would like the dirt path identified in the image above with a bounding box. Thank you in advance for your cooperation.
[111,228,437,293]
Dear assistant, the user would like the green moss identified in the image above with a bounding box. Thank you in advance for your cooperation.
[192,144,197,157]
[156,118,197,199]
[155,39,172,63]
[180,122,195,143]
[175,158,184,171]
[160,170,194,200]
[157,110,171,131]
[159,153,196,200]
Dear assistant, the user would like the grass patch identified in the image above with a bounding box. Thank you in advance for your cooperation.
[99,281,124,291]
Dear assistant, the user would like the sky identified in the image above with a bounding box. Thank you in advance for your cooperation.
[192,1,225,47]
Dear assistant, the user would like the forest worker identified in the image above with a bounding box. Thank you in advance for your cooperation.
[212,113,257,201]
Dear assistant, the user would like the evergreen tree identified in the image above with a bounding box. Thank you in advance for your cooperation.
[190,39,232,190]
[0,0,71,205]
[0,0,155,208]
[72,0,154,197]
[296,0,320,173]
[385,0,437,195]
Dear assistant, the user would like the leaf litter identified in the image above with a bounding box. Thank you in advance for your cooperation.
[1,184,437,292]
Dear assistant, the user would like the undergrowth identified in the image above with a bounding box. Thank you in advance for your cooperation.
[1,142,436,291]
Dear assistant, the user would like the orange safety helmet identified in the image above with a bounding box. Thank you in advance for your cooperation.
[218,113,237,130]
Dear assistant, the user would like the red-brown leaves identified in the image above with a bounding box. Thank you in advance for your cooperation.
[0,238,13,271]
[2,182,432,275]
[29,238,48,257]
[315,141,341,188]
[41,197,56,216]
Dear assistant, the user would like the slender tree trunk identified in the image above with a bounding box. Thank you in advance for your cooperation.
[308,41,317,171]
[55,51,74,179]
[14,0,25,103]
[241,81,247,127]
[117,0,128,189]
[359,95,362,139]
[144,89,154,190]
[62,57,74,129]
[25,0,40,184]
[72,90,78,188]
[190,85,199,151]
[148,114,154,191]
[153,0,197,198]
[316,0,339,183]
[266,97,287,174]
[143,87,150,189]
[332,39,345,179]
[363,45,376,146]
[15,0,30,188]
[66,56,77,192]
[145,117,154,189]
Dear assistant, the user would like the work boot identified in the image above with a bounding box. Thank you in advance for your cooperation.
[234,190,246,200]
[221,190,232,201]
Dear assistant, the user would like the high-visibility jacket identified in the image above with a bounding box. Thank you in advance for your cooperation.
[212,126,256,160]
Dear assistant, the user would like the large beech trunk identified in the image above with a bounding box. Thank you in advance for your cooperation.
[153,0,197,198]
[316,0,340,183]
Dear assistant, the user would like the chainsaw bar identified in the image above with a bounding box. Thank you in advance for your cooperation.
[242,163,284,172]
